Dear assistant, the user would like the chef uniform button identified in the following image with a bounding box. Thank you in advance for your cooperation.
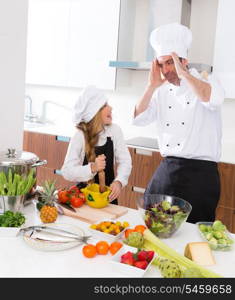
[166,123,170,126]
[169,106,172,109]
[177,143,180,146]
[166,144,169,147]
[169,88,173,91]
[187,101,190,104]
[181,122,185,125]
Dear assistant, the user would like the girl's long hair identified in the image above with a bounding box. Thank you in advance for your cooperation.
[76,105,105,163]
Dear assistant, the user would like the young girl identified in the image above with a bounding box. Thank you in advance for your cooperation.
[61,85,132,204]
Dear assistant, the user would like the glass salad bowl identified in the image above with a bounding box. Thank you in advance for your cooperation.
[136,194,192,238]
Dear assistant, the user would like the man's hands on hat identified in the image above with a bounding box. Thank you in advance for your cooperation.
[171,52,188,79]
[148,59,166,89]
[91,154,106,173]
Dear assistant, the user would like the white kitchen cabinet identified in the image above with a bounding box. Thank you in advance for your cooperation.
[26,0,70,86]
[0,0,28,151]
[26,0,120,90]
[213,0,235,98]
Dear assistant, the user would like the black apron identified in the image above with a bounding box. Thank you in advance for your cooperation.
[77,137,118,205]
[144,156,220,224]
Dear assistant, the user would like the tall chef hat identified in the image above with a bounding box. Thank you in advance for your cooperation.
[73,85,108,124]
[149,22,192,59]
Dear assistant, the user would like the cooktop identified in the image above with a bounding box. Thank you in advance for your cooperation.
[125,137,159,149]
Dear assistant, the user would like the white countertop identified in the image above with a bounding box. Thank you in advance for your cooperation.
[0,203,234,278]
[24,123,235,165]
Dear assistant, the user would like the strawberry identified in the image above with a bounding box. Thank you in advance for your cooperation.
[121,251,135,266]
[137,250,149,261]
[133,260,148,270]
[147,251,155,262]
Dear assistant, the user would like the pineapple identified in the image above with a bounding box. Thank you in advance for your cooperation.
[38,180,58,223]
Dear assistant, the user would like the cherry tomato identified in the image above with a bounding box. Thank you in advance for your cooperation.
[134,225,147,234]
[58,189,70,203]
[96,241,109,255]
[82,244,97,258]
[70,196,84,208]
[124,229,135,238]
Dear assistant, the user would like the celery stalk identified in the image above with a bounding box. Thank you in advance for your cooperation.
[143,229,222,278]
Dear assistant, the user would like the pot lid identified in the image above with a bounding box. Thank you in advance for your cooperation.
[0,149,39,166]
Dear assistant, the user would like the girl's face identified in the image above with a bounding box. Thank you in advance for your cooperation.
[101,104,112,125]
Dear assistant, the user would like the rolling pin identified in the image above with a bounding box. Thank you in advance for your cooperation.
[98,170,106,193]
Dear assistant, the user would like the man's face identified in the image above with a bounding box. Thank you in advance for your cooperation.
[157,55,187,86]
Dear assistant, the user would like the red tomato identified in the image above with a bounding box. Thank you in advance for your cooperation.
[69,185,80,195]
[70,196,84,208]
[78,192,86,203]
[58,189,70,203]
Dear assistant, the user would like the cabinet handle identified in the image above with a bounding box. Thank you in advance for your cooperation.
[56,136,70,142]
[54,169,62,175]
[32,160,47,167]
[132,186,145,194]
[135,148,152,156]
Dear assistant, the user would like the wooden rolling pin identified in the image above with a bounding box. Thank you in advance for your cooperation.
[98,170,106,193]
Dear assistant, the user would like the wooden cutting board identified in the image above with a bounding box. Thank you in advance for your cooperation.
[59,204,128,224]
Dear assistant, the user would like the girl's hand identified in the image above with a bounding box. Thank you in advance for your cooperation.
[94,154,106,172]
[109,181,122,202]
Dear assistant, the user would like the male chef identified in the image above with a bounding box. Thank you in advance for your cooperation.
[133,23,225,223]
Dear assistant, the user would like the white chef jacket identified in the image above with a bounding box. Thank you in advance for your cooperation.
[133,68,225,162]
[61,123,132,187]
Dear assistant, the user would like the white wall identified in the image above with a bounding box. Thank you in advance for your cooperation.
[25,0,234,144]
[0,0,28,151]
[189,0,218,65]
[213,0,235,98]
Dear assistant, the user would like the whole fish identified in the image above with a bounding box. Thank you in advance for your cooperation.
[18,225,91,244]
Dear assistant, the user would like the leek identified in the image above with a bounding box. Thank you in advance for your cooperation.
[143,229,222,278]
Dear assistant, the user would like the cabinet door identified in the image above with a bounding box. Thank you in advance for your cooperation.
[218,162,235,209]
[215,206,234,233]
[129,148,162,188]
[26,0,120,89]
[213,0,235,97]
[67,0,120,89]
[36,166,75,189]
[26,0,70,86]
[23,131,69,170]
[118,185,143,210]
[118,148,162,209]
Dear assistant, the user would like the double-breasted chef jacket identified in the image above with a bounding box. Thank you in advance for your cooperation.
[133,68,225,223]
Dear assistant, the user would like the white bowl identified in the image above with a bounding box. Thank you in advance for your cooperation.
[0,227,21,237]
[88,219,128,243]
[109,245,156,277]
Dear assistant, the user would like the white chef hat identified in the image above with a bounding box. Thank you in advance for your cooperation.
[73,85,108,124]
[149,22,192,59]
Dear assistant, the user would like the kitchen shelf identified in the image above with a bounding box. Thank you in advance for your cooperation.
[109,61,212,73]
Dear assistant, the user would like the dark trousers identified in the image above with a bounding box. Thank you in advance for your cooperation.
[145,156,220,224]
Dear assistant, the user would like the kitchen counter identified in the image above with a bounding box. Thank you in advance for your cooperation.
[0,203,234,278]
[24,123,235,165]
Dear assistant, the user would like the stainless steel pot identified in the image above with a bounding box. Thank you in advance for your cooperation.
[0,148,47,175]
[0,148,47,209]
